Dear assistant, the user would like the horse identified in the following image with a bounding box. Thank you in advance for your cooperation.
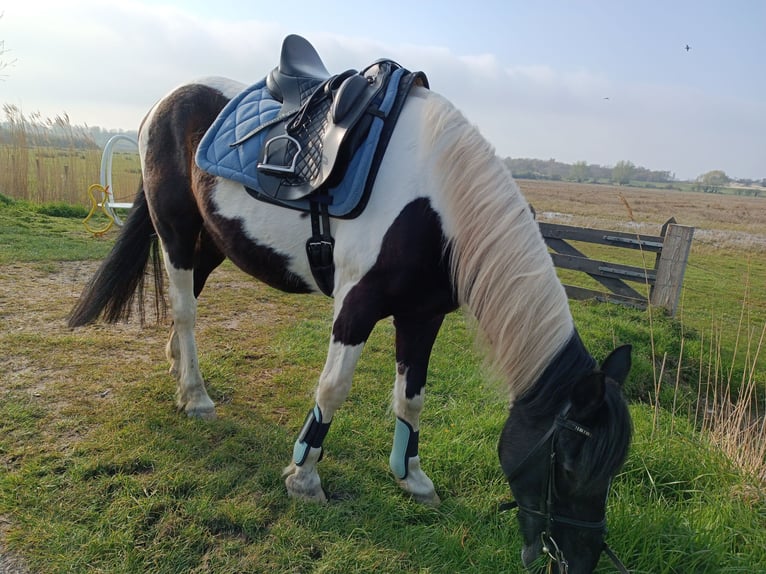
[68,57,633,573]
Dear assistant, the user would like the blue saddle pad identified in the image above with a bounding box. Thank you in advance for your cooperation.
[196,68,407,218]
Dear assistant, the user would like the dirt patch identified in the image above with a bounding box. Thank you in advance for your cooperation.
[0,518,28,574]
[0,260,277,572]
[0,261,98,331]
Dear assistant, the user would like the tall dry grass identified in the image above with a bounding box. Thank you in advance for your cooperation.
[0,105,141,205]
[646,263,766,484]
[616,194,765,484]
[694,281,766,483]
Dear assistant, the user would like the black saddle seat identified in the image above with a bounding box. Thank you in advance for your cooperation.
[267,34,331,108]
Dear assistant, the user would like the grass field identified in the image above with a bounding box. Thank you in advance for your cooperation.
[0,179,764,572]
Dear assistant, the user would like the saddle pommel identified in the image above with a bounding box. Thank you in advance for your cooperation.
[267,34,331,106]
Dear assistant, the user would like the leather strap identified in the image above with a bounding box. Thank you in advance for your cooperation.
[306,192,335,296]
[603,543,630,574]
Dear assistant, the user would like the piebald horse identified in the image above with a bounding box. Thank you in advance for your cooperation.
[69,74,632,573]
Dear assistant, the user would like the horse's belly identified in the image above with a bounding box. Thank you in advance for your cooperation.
[206,180,318,292]
[205,176,422,296]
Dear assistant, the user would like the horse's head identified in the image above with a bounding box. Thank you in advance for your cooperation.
[499,345,632,574]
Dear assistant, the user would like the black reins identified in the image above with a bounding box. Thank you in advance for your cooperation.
[501,405,629,574]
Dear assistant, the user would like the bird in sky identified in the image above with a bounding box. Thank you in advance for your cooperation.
[685,44,691,51]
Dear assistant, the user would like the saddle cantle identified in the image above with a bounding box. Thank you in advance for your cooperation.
[195,34,428,295]
[266,34,330,108]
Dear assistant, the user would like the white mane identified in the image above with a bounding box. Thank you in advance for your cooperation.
[421,92,574,399]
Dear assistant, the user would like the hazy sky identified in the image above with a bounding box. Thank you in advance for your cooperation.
[2,0,765,180]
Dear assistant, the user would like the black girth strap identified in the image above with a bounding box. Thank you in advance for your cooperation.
[306,191,335,296]
[303,70,428,297]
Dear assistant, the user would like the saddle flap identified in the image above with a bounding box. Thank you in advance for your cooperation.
[330,74,370,123]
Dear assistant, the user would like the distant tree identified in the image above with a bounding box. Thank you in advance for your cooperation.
[569,160,590,182]
[696,170,729,193]
[612,160,635,185]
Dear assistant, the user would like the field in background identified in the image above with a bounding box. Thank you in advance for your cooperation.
[519,179,766,355]
[519,179,766,252]
[0,144,141,206]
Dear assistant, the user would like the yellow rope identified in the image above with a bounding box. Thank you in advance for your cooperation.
[82,183,115,236]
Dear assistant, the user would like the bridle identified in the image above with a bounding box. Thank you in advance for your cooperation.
[501,404,629,574]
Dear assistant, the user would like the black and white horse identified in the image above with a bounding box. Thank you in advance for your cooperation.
[69,73,632,573]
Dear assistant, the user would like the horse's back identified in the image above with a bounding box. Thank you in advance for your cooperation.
[139,78,451,300]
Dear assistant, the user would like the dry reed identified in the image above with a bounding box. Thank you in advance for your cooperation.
[618,193,765,482]
[0,105,140,205]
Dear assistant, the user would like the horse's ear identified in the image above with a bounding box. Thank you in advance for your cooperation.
[569,371,605,421]
[601,345,632,387]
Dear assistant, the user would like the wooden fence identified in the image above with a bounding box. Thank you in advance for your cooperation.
[538,218,694,316]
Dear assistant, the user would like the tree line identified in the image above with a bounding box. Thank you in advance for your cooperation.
[505,157,674,184]
[505,157,765,194]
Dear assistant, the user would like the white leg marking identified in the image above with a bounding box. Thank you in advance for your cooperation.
[283,339,365,502]
[391,365,440,506]
[315,340,365,421]
[165,325,180,379]
[164,257,215,419]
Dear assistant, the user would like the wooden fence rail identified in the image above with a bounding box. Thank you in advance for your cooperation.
[538,218,694,316]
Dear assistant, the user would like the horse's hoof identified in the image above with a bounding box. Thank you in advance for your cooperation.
[394,458,440,506]
[178,406,217,421]
[411,490,441,507]
[185,407,217,420]
[283,463,327,503]
[177,392,216,420]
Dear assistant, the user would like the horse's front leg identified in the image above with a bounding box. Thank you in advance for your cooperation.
[283,336,366,502]
[389,314,444,506]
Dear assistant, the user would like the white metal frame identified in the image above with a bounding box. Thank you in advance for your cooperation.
[100,134,137,226]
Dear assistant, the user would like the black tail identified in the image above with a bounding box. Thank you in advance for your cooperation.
[68,182,165,327]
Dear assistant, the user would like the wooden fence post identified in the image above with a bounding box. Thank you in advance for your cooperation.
[650,224,694,316]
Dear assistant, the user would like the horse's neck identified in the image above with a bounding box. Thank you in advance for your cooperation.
[406,92,576,397]
[515,332,596,413]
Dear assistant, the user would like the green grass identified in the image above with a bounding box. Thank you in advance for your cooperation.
[0,200,764,573]
[0,194,113,263]
[552,236,766,404]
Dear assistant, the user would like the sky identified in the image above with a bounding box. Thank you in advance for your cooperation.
[1,0,765,180]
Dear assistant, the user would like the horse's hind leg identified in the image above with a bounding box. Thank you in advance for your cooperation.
[389,314,444,506]
[166,229,224,381]
[162,259,214,419]
[162,227,224,419]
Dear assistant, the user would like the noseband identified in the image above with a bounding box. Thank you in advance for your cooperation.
[502,404,629,574]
